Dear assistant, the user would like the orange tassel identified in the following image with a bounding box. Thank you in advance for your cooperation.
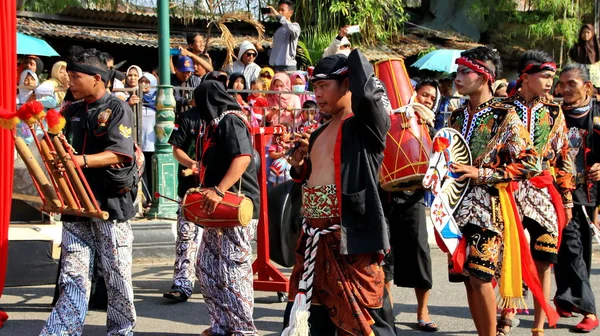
[0,108,19,130]
[46,109,66,134]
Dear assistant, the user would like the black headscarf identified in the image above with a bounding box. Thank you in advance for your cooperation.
[194,80,242,123]
[570,24,600,64]
[203,71,228,87]
[228,72,248,101]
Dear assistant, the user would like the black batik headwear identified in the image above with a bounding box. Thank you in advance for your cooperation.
[194,80,243,124]
[66,62,109,83]
[311,54,349,82]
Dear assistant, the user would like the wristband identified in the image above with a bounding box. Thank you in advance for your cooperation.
[213,186,225,198]
[83,154,89,168]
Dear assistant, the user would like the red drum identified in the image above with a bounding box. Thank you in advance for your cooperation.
[374,59,414,109]
[380,113,432,191]
[182,188,254,227]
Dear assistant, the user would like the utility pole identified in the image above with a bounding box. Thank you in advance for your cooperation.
[148,0,178,219]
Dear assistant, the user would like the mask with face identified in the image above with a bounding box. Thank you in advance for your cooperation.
[292,84,305,93]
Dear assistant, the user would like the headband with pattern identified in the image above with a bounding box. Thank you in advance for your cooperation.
[455,57,496,83]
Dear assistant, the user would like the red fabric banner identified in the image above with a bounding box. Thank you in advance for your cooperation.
[0,0,16,296]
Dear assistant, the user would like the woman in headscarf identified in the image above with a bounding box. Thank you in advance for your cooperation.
[17,70,57,108]
[570,24,600,87]
[37,61,69,106]
[570,24,600,64]
[289,71,313,105]
[139,72,157,207]
[228,72,249,106]
[259,66,274,91]
[228,72,261,127]
[126,65,143,106]
[266,72,301,125]
[193,80,260,336]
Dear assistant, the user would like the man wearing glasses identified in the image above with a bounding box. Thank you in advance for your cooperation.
[225,40,262,86]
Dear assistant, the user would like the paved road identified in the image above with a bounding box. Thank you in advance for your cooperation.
[1,248,599,335]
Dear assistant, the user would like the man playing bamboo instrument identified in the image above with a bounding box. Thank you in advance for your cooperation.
[41,48,137,335]
[282,50,395,336]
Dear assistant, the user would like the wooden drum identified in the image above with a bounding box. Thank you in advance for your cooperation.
[182,188,253,227]
[374,58,414,109]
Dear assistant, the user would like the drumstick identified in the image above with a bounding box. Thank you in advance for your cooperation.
[154,192,181,204]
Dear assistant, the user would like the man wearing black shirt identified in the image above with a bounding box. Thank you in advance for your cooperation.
[163,97,204,302]
[554,63,599,333]
[41,48,136,336]
[194,80,260,335]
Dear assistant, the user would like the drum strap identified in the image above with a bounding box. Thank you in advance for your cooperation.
[283,219,341,335]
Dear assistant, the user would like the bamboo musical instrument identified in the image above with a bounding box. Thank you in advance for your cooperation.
[14,137,61,208]
[5,102,109,220]
[50,134,97,213]
[38,135,79,210]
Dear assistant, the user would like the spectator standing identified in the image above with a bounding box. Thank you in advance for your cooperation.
[267,0,300,72]
[569,24,600,87]
[38,61,69,106]
[172,56,201,114]
[171,33,214,74]
[139,72,158,207]
[323,26,352,57]
[225,41,262,86]
[266,72,301,125]
[126,65,142,107]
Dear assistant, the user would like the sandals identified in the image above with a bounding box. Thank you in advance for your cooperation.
[496,317,520,336]
[162,288,189,302]
[417,320,439,332]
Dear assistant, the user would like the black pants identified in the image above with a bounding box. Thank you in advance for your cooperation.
[283,294,397,336]
[554,205,597,315]
[385,201,433,289]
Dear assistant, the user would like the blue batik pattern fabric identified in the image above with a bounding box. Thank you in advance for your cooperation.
[197,219,258,335]
[40,220,136,336]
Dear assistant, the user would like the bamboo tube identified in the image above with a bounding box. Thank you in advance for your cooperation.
[14,137,62,208]
[39,137,79,210]
[41,205,109,221]
[51,136,96,213]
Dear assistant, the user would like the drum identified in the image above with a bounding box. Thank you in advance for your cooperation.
[182,188,253,227]
[380,112,432,191]
[374,59,414,109]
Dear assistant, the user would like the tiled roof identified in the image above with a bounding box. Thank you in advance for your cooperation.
[17,17,268,50]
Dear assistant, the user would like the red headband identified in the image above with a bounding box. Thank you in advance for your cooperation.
[455,57,496,83]
[509,61,557,96]
[520,62,557,75]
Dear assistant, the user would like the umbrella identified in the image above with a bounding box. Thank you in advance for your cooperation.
[411,49,464,73]
[17,32,59,57]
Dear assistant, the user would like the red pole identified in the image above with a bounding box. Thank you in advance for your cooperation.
[251,126,289,294]
[0,0,16,296]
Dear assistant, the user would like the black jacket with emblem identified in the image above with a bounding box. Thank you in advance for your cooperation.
[61,93,136,222]
[291,49,391,255]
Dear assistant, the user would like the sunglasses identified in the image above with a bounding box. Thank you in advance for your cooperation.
[245,52,257,57]
[260,73,272,79]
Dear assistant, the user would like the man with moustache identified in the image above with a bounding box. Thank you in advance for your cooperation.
[553,63,599,333]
